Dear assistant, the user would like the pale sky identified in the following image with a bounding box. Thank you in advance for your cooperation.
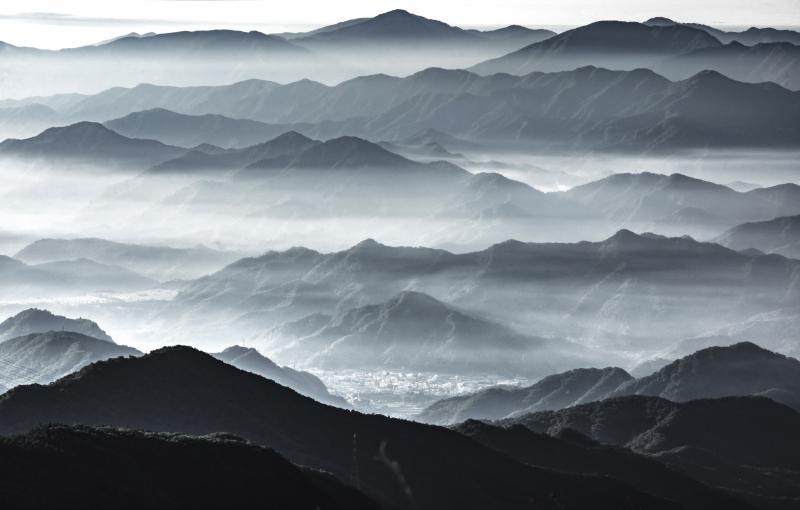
[0,0,798,49]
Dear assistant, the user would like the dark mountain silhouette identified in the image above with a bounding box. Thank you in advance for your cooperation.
[455,420,750,510]
[105,108,300,148]
[0,122,186,166]
[0,308,112,343]
[0,331,140,388]
[502,395,800,507]
[714,214,800,259]
[14,237,239,281]
[271,290,586,375]
[0,346,682,510]
[212,345,349,408]
[609,342,800,409]
[471,21,721,75]
[0,424,379,510]
[418,367,632,424]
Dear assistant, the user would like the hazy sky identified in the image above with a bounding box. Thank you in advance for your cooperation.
[0,0,798,49]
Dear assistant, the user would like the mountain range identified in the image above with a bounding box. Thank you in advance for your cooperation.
[14,237,240,281]
[0,346,690,510]
[266,290,591,376]
[0,254,156,298]
[500,395,800,508]
[471,20,800,90]
[6,65,799,153]
[418,342,800,424]
[713,214,800,258]
[168,232,799,355]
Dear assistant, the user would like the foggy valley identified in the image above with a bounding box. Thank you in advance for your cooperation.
[0,3,799,509]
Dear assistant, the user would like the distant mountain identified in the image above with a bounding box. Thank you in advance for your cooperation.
[15,237,240,281]
[0,346,681,510]
[0,122,186,167]
[455,420,750,510]
[609,342,800,409]
[0,331,140,388]
[269,290,587,375]
[0,424,378,510]
[422,342,800,424]
[294,9,481,46]
[213,345,348,407]
[0,308,112,343]
[153,131,320,174]
[714,214,800,258]
[502,396,800,507]
[171,232,798,354]
[562,173,800,233]
[644,17,800,46]
[471,20,800,89]
[0,255,156,298]
[655,41,800,90]
[105,108,299,149]
[418,367,632,425]
[471,21,721,75]
[21,66,800,152]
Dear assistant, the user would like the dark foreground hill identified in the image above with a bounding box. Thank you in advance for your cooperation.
[0,346,686,510]
[455,420,750,510]
[502,396,800,508]
[0,424,378,510]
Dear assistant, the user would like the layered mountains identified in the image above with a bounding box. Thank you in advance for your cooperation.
[0,346,732,510]
[0,308,112,343]
[419,342,800,424]
[14,237,239,281]
[7,65,799,152]
[714,214,800,259]
[169,232,799,357]
[471,20,800,90]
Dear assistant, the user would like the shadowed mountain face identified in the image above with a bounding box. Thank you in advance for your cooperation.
[0,425,379,510]
[0,122,186,167]
[471,20,800,90]
[105,108,300,149]
[268,290,588,375]
[471,21,721,73]
[418,367,633,425]
[0,308,112,343]
[0,331,140,388]
[14,66,800,153]
[502,396,800,507]
[609,342,800,409]
[15,237,240,281]
[714,214,800,259]
[0,347,682,510]
[455,420,750,510]
[212,345,349,408]
[420,342,800,424]
[171,233,799,354]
